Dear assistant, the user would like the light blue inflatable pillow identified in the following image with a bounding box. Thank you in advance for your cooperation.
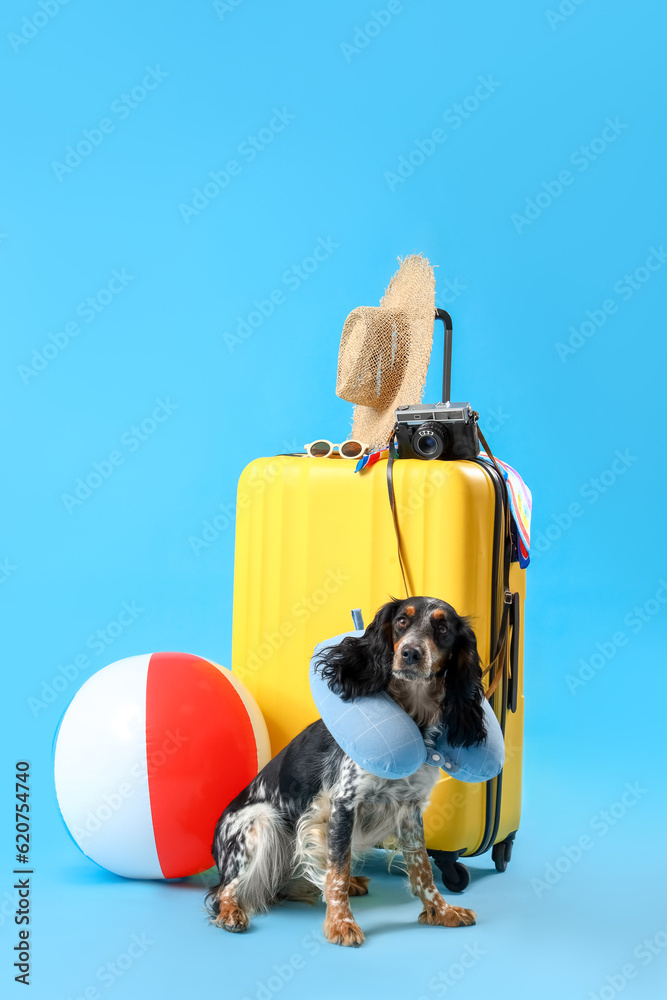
[310,631,504,783]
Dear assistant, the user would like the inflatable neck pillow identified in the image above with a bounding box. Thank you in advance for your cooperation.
[310,631,504,783]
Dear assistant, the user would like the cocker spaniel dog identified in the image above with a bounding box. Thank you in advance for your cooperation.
[206,596,486,947]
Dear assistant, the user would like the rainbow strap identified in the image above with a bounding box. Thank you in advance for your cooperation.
[354,447,389,472]
[477,453,532,567]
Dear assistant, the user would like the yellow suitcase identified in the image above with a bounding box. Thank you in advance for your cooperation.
[231,451,525,890]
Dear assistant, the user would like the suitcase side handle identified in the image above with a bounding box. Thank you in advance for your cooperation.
[507,592,520,713]
[435,308,453,404]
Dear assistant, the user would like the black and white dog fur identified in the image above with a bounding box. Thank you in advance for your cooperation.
[206,596,487,947]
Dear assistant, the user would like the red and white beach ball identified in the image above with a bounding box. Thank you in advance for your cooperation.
[54,652,270,879]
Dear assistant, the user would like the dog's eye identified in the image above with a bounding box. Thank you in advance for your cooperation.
[396,616,409,628]
[436,623,448,634]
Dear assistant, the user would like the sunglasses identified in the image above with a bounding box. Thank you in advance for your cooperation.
[304,439,368,459]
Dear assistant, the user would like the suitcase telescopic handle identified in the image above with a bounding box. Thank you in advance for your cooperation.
[435,309,453,404]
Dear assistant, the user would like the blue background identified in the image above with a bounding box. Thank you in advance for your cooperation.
[2,0,667,997]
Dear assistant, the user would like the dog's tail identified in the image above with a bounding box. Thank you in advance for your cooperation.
[206,804,292,917]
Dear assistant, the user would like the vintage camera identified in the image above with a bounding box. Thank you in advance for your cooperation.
[395,401,480,461]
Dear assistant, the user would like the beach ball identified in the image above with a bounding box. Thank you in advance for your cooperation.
[54,652,270,879]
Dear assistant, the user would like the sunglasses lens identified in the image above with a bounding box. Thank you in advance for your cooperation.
[309,441,331,457]
[340,440,363,458]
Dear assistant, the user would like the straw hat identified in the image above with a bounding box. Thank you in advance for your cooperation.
[336,255,436,448]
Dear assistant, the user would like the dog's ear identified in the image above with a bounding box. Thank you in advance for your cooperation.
[316,600,398,701]
[442,618,487,747]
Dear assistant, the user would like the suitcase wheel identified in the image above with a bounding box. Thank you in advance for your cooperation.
[492,832,516,873]
[429,851,471,893]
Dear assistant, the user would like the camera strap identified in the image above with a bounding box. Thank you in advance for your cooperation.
[476,426,513,701]
[385,425,514,702]
[386,432,412,599]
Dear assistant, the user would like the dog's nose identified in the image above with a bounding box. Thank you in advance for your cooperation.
[400,645,422,666]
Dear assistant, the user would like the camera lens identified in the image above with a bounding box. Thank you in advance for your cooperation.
[413,421,449,460]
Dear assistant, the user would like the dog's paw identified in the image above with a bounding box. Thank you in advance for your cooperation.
[418,903,476,927]
[323,915,365,947]
[213,902,249,933]
[348,876,370,897]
